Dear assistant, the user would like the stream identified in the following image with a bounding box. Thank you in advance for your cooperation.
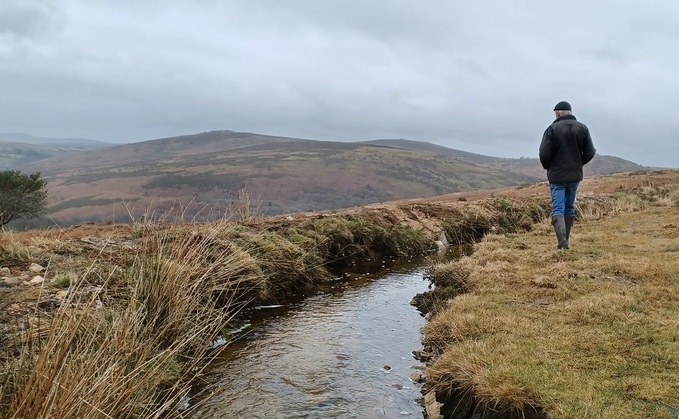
[192,255,446,418]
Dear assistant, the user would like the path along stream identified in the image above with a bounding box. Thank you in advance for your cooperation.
[192,251,462,418]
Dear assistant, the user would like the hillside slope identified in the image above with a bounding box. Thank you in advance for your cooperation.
[0,134,111,170]
[26,131,538,224]
[363,139,646,178]
[21,130,647,226]
[0,141,107,171]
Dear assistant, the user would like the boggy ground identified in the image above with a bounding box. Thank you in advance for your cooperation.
[0,169,677,418]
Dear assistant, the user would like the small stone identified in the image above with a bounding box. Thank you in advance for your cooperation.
[29,263,45,274]
[412,350,432,362]
[286,216,294,221]
[410,371,425,383]
[8,303,21,313]
[383,365,392,371]
[29,275,45,285]
[0,267,10,276]
[3,278,20,286]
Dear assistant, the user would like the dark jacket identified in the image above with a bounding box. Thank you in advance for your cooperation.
[539,114,596,183]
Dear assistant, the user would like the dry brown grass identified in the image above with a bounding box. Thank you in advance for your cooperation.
[0,220,259,418]
[423,183,679,418]
[0,202,436,417]
[0,232,32,265]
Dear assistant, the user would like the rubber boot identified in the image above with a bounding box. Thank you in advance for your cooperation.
[552,215,569,249]
[565,215,575,242]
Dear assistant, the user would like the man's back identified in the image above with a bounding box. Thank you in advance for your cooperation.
[539,114,596,183]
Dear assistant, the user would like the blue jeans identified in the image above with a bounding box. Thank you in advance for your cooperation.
[549,182,579,217]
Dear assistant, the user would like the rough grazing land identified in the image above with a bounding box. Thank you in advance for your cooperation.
[0,169,677,418]
[418,171,679,419]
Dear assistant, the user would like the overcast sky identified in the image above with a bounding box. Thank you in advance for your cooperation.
[1,1,677,167]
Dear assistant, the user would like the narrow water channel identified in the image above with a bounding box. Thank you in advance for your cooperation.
[192,257,436,418]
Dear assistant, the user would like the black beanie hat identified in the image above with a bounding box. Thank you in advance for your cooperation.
[553,101,572,111]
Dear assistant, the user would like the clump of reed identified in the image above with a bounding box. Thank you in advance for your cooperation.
[0,220,258,418]
[0,231,32,265]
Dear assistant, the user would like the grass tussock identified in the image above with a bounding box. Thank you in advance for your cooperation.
[0,232,32,266]
[423,188,679,418]
[442,205,493,245]
[292,215,433,262]
[0,221,257,418]
[412,259,473,316]
[231,230,327,300]
[577,181,679,222]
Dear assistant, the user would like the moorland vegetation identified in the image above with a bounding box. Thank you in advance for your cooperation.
[419,171,679,418]
[0,169,676,418]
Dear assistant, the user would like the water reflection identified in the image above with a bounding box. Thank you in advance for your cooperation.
[193,258,435,418]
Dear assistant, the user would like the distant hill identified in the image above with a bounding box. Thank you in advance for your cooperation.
[20,130,647,226]
[29,130,301,173]
[25,130,537,224]
[362,139,646,179]
[0,133,112,170]
[0,133,110,148]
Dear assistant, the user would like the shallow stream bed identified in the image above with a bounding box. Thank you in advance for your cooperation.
[192,256,437,418]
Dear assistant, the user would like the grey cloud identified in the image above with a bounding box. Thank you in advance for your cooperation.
[0,2,60,38]
[0,1,678,167]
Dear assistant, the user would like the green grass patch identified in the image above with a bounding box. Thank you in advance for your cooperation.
[423,198,679,418]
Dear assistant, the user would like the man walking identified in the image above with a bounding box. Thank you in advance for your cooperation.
[539,101,596,249]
